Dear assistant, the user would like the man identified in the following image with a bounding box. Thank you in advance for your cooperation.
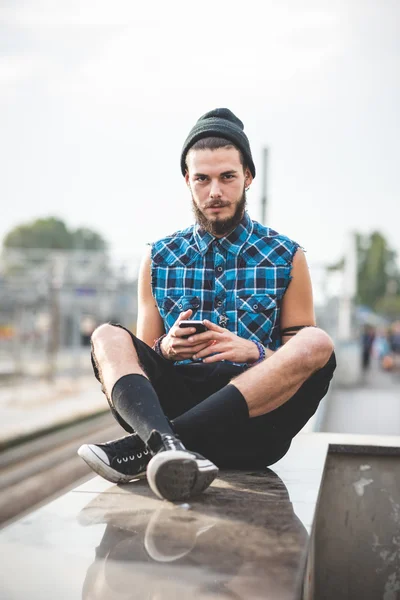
[361,324,375,371]
[78,108,336,502]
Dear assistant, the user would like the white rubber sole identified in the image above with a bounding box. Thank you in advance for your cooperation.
[147,450,218,502]
[77,444,147,484]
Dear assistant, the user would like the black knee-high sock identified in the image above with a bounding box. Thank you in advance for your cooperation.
[111,374,173,444]
[172,384,249,447]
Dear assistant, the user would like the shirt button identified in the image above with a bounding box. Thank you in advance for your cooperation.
[253,304,259,310]
[217,300,222,307]
[217,266,223,272]
[178,304,183,309]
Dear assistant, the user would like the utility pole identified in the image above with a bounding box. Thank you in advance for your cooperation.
[46,265,60,382]
[46,255,62,382]
[260,147,268,226]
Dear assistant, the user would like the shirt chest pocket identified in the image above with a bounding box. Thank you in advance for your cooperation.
[236,293,277,343]
[159,295,200,330]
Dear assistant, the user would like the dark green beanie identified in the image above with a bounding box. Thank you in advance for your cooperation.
[181,108,256,178]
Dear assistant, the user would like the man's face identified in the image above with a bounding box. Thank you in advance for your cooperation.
[185,146,253,237]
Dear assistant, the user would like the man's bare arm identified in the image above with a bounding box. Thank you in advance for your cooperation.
[280,248,316,344]
[136,247,165,347]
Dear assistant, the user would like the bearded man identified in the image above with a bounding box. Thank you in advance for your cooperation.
[78,108,336,502]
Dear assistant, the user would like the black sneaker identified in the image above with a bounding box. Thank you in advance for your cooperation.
[77,434,150,484]
[146,431,218,502]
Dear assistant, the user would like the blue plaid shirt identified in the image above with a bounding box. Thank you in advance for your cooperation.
[151,212,299,360]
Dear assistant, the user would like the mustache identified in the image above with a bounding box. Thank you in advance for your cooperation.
[204,200,230,209]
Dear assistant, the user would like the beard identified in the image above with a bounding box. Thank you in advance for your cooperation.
[192,188,247,236]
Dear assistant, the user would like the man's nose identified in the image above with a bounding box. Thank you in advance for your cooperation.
[209,180,222,198]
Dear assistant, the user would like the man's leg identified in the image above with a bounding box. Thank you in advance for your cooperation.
[185,351,336,468]
[91,323,175,441]
[171,327,334,444]
[82,323,218,501]
[231,326,334,416]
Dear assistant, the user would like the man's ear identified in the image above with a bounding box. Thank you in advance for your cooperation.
[184,172,190,187]
[244,167,253,189]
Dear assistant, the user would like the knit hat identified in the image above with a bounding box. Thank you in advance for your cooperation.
[180,108,256,178]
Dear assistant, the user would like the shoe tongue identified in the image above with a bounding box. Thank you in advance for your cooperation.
[114,435,140,453]
[147,429,163,453]
[147,430,185,453]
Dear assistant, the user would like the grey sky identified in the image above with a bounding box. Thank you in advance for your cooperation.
[0,0,399,269]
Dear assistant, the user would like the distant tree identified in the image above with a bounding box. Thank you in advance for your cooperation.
[3,217,107,251]
[327,231,400,314]
[375,295,400,320]
[326,257,345,272]
[356,231,399,309]
[1,217,109,280]
[72,227,107,251]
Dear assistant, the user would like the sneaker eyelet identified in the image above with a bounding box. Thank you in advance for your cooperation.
[137,452,142,458]
[117,459,121,464]
[123,457,128,462]
[144,449,148,455]
[129,455,135,460]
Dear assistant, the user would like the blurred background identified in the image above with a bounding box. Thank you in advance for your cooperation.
[0,0,399,523]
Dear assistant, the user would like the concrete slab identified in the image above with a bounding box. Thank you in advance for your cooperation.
[1,432,400,599]
[0,377,107,446]
[320,365,400,436]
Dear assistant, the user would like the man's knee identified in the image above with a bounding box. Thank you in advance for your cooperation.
[300,327,335,370]
[91,323,133,356]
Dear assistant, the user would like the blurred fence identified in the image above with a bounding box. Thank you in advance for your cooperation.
[0,248,141,380]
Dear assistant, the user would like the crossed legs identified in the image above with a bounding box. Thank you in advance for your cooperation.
[91,323,334,440]
[81,325,334,498]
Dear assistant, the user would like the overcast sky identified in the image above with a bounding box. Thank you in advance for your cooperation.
[1,0,399,270]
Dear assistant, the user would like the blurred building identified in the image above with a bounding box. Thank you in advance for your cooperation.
[0,248,139,377]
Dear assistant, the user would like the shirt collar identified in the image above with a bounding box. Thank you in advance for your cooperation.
[194,212,253,256]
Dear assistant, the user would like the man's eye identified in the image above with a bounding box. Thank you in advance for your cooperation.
[196,176,207,182]
[223,174,234,179]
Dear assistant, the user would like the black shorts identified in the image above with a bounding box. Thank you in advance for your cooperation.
[92,324,336,468]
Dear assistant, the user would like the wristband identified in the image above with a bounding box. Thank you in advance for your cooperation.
[281,325,311,337]
[152,334,167,358]
[251,340,266,365]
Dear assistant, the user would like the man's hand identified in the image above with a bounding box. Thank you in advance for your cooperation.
[160,310,215,361]
[187,320,260,364]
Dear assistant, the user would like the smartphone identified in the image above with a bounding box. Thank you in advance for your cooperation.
[179,320,208,336]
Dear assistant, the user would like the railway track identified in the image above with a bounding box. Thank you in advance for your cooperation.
[0,412,121,526]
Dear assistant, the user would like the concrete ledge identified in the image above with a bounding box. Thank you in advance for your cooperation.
[1,432,399,599]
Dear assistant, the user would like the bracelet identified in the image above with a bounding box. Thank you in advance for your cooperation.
[152,334,167,358]
[251,340,266,365]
